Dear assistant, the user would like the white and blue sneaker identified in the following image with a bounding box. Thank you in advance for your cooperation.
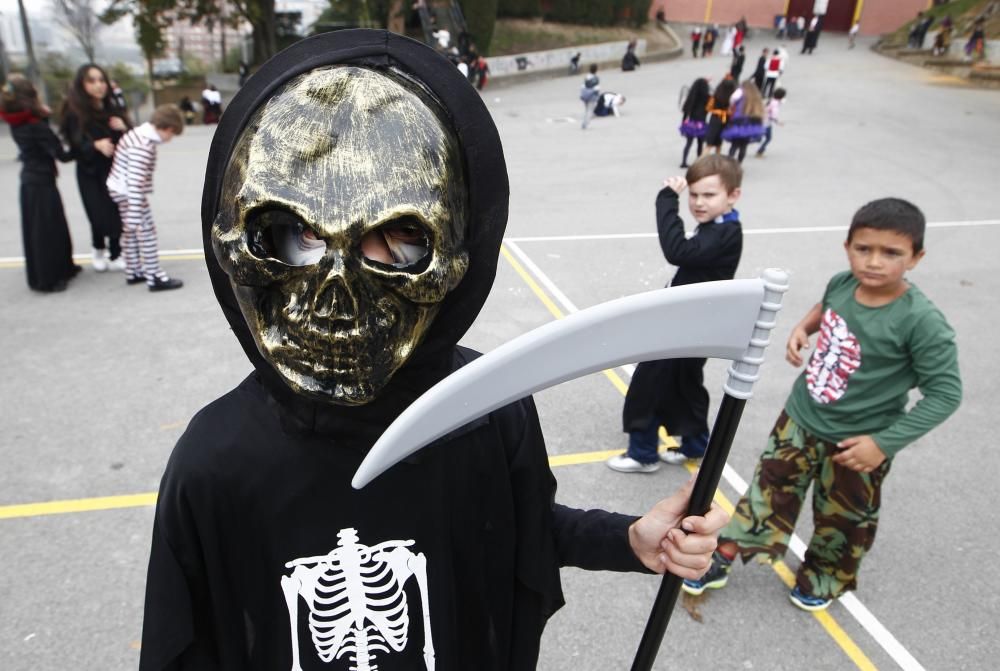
[681,551,732,595]
[789,586,832,611]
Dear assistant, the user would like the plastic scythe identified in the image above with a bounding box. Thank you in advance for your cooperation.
[352,268,789,667]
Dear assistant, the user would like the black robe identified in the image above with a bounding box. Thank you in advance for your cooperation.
[623,188,743,437]
[141,356,644,671]
[140,30,649,671]
[5,115,78,291]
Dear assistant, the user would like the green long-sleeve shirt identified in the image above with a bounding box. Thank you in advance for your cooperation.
[784,271,962,457]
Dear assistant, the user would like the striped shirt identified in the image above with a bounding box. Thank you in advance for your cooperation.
[107,122,161,199]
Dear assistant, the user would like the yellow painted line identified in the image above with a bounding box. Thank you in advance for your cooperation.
[0,448,661,519]
[853,0,865,25]
[704,0,714,23]
[500,243,640,405]
[548,449,623,467]
[502,241,878,671]
[500,243,564,319]
[0,493,157,520]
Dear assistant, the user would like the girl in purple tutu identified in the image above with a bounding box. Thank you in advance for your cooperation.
[678,77,710,168]
[723,80,765,163]
[703,78,737,156]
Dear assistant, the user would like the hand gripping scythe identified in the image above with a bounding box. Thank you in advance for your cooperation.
[353,268,789,668]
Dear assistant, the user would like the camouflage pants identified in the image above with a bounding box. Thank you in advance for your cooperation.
[721,411,891,599]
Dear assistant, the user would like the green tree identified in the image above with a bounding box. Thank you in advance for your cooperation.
[497,0,540,19]
[102,0,170,100]
[463,0,499,54]
[104,0,278,67]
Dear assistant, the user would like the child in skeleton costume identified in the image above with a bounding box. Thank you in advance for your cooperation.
[139,30,727,671]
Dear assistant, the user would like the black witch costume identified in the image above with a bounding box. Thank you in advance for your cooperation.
[2,110,79,292]
[139,30,648,671]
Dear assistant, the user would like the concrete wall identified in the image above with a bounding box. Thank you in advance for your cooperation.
[648,0,787,29]
[485,39,647,79]
[648,0,943,37]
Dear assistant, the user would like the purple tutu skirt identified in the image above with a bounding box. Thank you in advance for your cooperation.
[679,120,706,138]
[721,117,765,142]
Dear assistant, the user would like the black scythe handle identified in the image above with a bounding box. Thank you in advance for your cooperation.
[630,393,747,671]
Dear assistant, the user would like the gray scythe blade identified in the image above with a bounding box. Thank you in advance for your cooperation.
[353,275,772,489]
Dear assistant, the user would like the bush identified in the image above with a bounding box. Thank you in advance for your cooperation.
[498,0,541,18]
[544,0,647,27]
[464,0,500,53]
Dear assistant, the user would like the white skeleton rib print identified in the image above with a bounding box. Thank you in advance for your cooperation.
[281,527,434,671]
[806,308,861,404]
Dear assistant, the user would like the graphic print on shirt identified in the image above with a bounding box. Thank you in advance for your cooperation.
[806,308,862,404]
[281,527,435,671]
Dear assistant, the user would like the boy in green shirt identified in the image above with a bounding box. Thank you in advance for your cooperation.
[682,197,962,610]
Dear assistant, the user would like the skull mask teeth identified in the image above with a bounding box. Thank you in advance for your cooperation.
[212,66,469,405]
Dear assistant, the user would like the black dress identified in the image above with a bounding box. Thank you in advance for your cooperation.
[62,112,124,254]
[623,188,743,438]
[5,114,79,292]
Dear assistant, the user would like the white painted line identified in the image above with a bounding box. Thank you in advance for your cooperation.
[2,219,996,266]
[509,242,925,671]
[0,248,206,264]
[505,218,1000,243]
[505,240,636,376]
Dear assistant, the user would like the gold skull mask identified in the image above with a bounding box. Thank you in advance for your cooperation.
[212,66,469,405]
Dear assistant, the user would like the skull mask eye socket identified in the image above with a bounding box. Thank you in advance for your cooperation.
[360,217,431,271]
[247,208,327,267]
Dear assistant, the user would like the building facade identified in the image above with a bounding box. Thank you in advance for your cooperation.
[650,0,932,35]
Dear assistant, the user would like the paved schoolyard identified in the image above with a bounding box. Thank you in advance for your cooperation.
[2,33,998,670]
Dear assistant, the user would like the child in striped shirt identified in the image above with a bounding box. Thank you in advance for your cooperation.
[106,104,185,291]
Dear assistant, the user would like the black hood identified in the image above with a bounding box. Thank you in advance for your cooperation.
[201,30,509,440]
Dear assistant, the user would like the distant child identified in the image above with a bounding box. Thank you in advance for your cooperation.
[933,16,954,56]
[752,48,769,89]
[1,75,80,293]
[683,198,962,610]
[593,91,626,117]
[722,80,765,163]
[730,45,746,81]
[679,77,710,168]
[608,155,744,473]
[691,27,703,58]
[621,39,640,71]
[965,17,986,60]
[761,47,785,98]
[106,104,185,291]
[703,78,737,155]
[580,63,600,129]
[756,87,785,157]
[702,25,718,57]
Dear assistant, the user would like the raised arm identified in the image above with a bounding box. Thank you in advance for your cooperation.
[655,185,736,268]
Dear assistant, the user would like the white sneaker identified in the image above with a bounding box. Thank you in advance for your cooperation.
[106,256,126,272]
[659,450,691,465]
[91,248,109,272]
[606,454,660,474]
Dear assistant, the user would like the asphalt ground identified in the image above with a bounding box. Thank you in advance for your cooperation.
[2,33,999,670]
